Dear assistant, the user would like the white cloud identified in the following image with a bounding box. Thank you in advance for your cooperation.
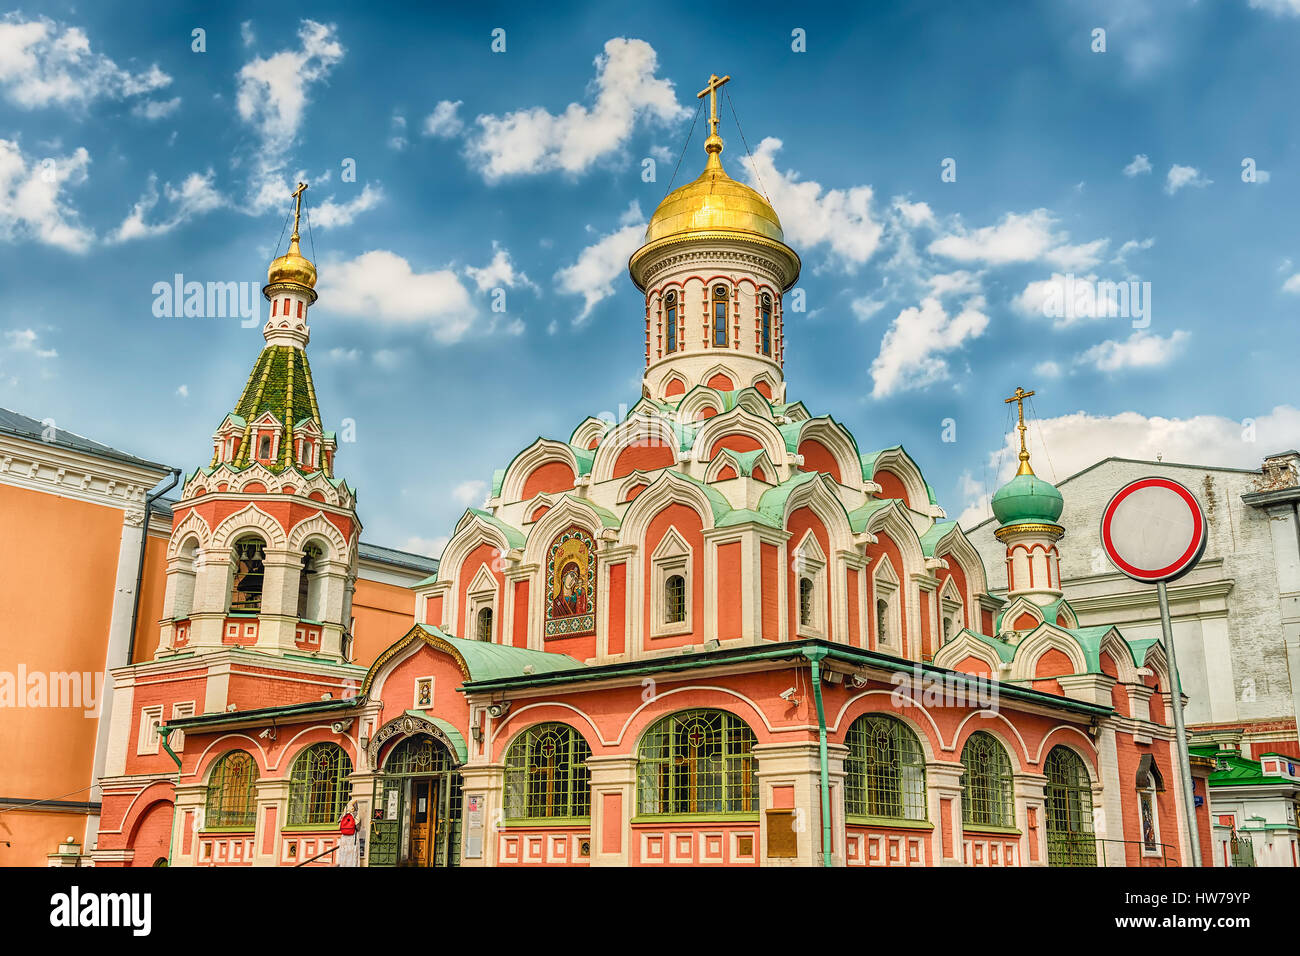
[893,198,935,228]
[112,169,223,243]
[1112,237,1154,266]
[423,99,464,138]
[240,21,256,47]
[1282,273,1300,294]
[175,384,189,398]
[554,201,645,324]
[928,209,1106,270]
[851,296,886,322]
[1077,329,1189,372]
[310,183,383,228]
[452,479,487,506]
[1013,273,1124,326]
[958,404,1300,527]
[236,20,344,211]
[1165,164,1212,195]
[0,138,93,252]
[131,96,180,120]
[465,242,537,293]
[1123,153,1152,177]
[927,270,982,298]
[0,14,171,110]
[465,38,686,181]
[5,327,56,359]
[326,347,360,362]
[1033,360,1063,379]
[1249,0,1300,16]
[744,137,883,271]
[318,250,476,344]
[869,295,989,398]
[388,112,408,152]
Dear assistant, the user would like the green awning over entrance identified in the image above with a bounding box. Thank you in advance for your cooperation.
[405,710,468,764]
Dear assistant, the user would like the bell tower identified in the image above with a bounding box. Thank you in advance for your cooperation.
[629,73,800,404]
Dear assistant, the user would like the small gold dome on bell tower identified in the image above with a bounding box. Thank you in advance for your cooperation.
[265,182,317,292]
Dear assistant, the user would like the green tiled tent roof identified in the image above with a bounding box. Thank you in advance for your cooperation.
[226,345,329,475]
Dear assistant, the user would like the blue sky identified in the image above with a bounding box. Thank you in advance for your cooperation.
[3,0,1299,552]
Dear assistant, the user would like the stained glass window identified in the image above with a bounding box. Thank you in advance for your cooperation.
[760,293,772,356]
[504,723,591,820]
[205,750,258,828]
[665,292,677,353]
[637,709,756,816]
[845,714,927,820]
[288,743,353,826]
[960,731,1014,828]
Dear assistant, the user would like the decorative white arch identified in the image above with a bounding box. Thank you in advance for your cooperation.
[932,630,1003,675]
[438,511,516,589]
[499,438,580,504]
[950,714,1030,767]
[167,510,213,557]
[620,471,717,545]
[869,446,931,511]
[522,495,606,568]
[1009,624,1089,683]
[688,406,787,467]
[210,503,288,550]
[490,701,609,748]
[930,522,990,598]
[795,416,862,488]
[1033,727,1100,771]
[589,412,680,483]
[829,689,944,759]
[568,416,612,451]
[781,472,855,551]
[286,511,349,561]
[865,499,927,573]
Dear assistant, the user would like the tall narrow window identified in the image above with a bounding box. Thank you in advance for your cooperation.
[205,750,258,828]
[960,731,1014,828]
[664,291,677,353]
[760,293,772,356]
[1045,746,1096,866]
[877,597,890,644]
[504,723,592,820]
[296,543,322,619]
[665,574,686,624]
[799,577,814,627]
[258,434,272,460]
[476,606,493,642]
[1136,757,1164,854]
[712,285,729,347]
[230,536,266,613]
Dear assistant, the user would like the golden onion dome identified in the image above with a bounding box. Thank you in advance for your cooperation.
[267,236,317,289]
[644,134,783,244]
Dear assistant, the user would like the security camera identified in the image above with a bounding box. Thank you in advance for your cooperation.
[486,702,512,720]
[779,687,799,704]
[258,727,276,740]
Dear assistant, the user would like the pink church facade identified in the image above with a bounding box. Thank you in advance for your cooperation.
[91,85,1215,868]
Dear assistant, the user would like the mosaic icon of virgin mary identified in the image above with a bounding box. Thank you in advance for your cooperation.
[550,561,588,617]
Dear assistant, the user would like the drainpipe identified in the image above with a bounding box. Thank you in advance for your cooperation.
[127,468,183,665]
[800,646,833,867]
[158,726,183,867]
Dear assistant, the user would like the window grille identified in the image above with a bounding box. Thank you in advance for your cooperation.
[476,606,493,642]
[504,723,592,820]
[845,714,927,820]
[637,710,756,816]
[665,574,686,624]
[205,750,258,828]
[712,285,728,347]
[799,577,814,627]
[1044,746,1096,866]
[288,743,353,826]
[960,731,1014,828]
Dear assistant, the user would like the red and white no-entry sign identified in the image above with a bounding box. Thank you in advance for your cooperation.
[1100,477,1208,583]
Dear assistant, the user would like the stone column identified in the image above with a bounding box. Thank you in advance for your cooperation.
[252,778,289,866]
[587,756,637,866]
[926,760,965,865]
[171,784,207,867]
[1014,771,1049,866]
[459,763,505,867]
[188,547,234,647]
[256,547,301,651]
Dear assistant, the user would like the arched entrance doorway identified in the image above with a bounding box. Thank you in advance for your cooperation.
[1044,746,1097,866]
[370,734,463,867]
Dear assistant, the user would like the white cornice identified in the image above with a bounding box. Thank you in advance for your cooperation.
[0,433,171,512]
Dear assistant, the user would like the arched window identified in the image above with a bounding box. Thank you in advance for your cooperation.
[1045,746,1096,866]
[760,293,772,356]
[665,574,686,624]
[205,750,258,829]
[1137,756,1164,854]
[230,535,266,613]
[664,291,677,353]
[296,543,322,620]
[638,709,756,816]
[476,606,493,642]
[799,577,814,627]
[712,285,729,348]
[960,731,1014,828]
[845,714,927,820]
[288,743,353,826]
[876,597,890,644]
[258,434,272,460]
[504,723,592,820]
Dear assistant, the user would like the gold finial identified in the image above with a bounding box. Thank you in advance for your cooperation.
[1004,386,1037,476]
[289,181,308,245]
[697,73,731,163]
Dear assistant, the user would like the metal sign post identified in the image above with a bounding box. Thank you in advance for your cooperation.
[1100,476,1209,867]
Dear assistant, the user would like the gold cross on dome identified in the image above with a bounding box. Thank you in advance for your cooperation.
[1004,386,1036,475]
[290,181,308,241]
[697,73,731,138]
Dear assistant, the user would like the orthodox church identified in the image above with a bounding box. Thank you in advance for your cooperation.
[92,75,1213,868]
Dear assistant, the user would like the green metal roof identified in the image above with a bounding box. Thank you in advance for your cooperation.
[227,344,330,476]
[405,709,468,763]
[417,624,581,681]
